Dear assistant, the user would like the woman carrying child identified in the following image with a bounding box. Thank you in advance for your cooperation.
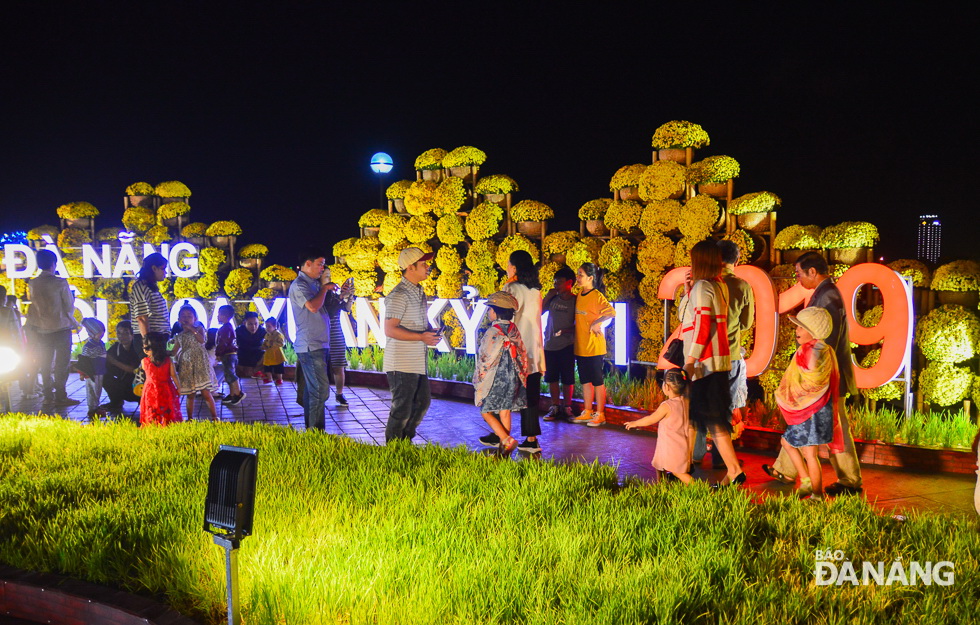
[173,305,219,421]
[139,334,182,426]
[625,368,693,484]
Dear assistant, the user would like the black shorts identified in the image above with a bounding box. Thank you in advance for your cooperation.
[263,363,285,375]
[544,345,575,385]
[689,370,733,435]
[575,354,605,386]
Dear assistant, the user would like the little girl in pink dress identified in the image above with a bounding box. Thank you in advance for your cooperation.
[625,368,693,484]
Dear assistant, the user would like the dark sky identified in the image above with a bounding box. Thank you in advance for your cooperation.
[1,4,974,267]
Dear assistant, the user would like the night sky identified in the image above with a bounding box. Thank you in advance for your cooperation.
[1,4,974,267]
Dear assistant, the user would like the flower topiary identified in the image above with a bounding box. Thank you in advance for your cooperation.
[537,261,562,295]
[436,246,463,274]
[125,182,155,196]
[95,278,126,301]
[181,222,208,238]
[403,181,439,215]
[887,259,931,288]
[687,155,741,184]
[474,174,519,195]
[379,215,409,247]
[679,195,720,240]
[651,120,710,149]
[728,191,781,215]
[578,198,611,221]
[174,277,197,299]
[239,244,269,259]
[260,265,298,282]
[56,202,99,220]
[358,209,389,228]
[199,247,227,273]
[565,238,603,272]
[332,237,359,257]
[377,243,408,274]
[919,362,973,406]
[154,181,192,197]
[860,305,884,329]
[932,260,980,292]
[858,349,906,401]
[604,269,638,301]
[774,225,823,250]
[603,200,643,232]
[205,220,242,237]
[609,164,647,191]
[144,225,172,245]
[639,200,681,236]
[915,304,980,363]
[327,264,351,286]
[254,287,277,301]
[724,229,755,262]
[436,271,463,299]
[673,237,700,268]
[468,266,500,298]
[636,304,663,339]
[638,273,663,304]
[442,145,487,168]
[385,180,414,200]
[157,202,191,223]
[638,160,686,201]
[196,273,221,298]
[122,207,155,233]
[465,202,503,241]
[382,271,401,296]
[466,239,498,271]
[62,258,84,277]
[543,231,579,257]
[224,268,254,297]
[437,213,466,245]
[414,148,447,171]
[27,225,59,242]
[57,227,91,251]
[405,214,436,244]
[346,238,383,272]
[433,177,467,217]
[95,227,122,242]
[598,237,635,273]
[496,235,539,270]
[819,221,879,249]
[67,277,95,299]
[511,200,555,222]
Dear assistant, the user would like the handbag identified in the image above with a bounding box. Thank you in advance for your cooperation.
[664,338,685,367]
[132,366,146,397]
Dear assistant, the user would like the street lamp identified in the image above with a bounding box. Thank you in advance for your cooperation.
[370,152,393,211]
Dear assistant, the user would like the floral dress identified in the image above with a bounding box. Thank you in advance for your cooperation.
[175,326,219,395]
[140,357,183,426]
[473,321,528,413]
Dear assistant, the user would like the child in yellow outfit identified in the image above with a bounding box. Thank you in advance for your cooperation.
[261,318,286,385]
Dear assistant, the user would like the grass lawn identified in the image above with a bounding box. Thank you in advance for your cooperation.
[1,414,978,624]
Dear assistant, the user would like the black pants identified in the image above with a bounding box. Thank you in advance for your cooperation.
[35,328,72,400]
[104,372,138,408]
[385,371,431,443]
[520,372,542,437]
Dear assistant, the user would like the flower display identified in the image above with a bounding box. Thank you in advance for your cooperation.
[578,198,611,221]
[224,268,254,297]
[436,272,463,299]
[442,145,487,168]
[919,361,973,406]
[915,304,980,363]
[56,201,99,220]
[260,264,298,282]
[419,268,438,297]
[467,266,500,298]
[887,259,931,288]
[346,237,383,272]
[125,182,155,196]
[858,349,906,402]
[205,220,243,237]
[173,277,197,299]
[603,200,643,232]
[379,215,409,247]
[27,225,60,242]
[95,278,125,301]
[609,164,648,191]
[181,222,208,238]
[144,225,172,245]
[466,239,498,271]
[638,161,686,201]
[154,181,192,197]
[636,338,664,363]
[349,271,376,297]
[385,180,414,200]
[636,304,663,339]
[358,209,389,228]
[196,273,221,298]
[254,287,277,301]
[57,227,91,251]
[95,227,122,242]
[565,238,602,271]
[598,237,635,273]
[437,213,466,245]
[819,221,879,249]
[414,148,448,171]
[543,231,579,257]
[727,191,781,215]
[860,305,884,329]
[403,181,439,216]
[157,202,191,223]
[440,308,465,349]
[465,202,503,241]
[405,214,436,244]
[678,195,719,240]
[68,277,95,299]
[122,207,155,233]
[199,247,226,273]
[828,264,848,279]
[769,264,798,293]
[382,271,401,296]
[436,246,463,273]
[639,200,681,236]
[496,234,539,269]
[327,263,351,286]
[724,229,755,262]
[605,269,638,301]
[638,273,663,304]
[376,243,407,273]
[474,174,519,195]
[773,225,823,250]
[12,279,28,299]
[673,236,700,268]
[433,177,468,217]
[537,261,562,295]
[62,258,84,277]
[686,155,740,184]
[931,260,980,292]
[239,244,269,259]
[511,200,555,222]
[332,237,359,257]
[651,120,710,149]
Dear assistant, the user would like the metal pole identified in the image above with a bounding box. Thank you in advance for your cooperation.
[214,534,241,625]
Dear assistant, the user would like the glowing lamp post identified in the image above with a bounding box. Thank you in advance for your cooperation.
[370,152,393,211]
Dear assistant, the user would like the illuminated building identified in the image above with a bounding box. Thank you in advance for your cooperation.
[917,214,941,263]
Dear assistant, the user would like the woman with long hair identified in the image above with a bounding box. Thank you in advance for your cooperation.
[570,262,615,427]
[681,240,744,486]
[130,253,170,352]
[504,250,544,452]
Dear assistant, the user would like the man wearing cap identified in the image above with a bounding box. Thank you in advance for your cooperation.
[27,249,80,406]
[763,252,863,495]
[383,247,440,443]
[288,247,333,430]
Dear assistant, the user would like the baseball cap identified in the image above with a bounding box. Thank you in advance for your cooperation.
[397,247,434,270]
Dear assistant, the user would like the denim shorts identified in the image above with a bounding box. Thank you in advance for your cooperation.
[221,354,239,383]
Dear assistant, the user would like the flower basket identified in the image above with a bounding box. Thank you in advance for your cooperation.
[449,165,478,184]
[737,212,771,233]
[421,169,443,183]
[586,220,609,236]
[618,186,640,201]
[937,291,980,308]
[393,198,406,213]
[363,227,380,237]
[65,217,93,229]
[828,247,869,265]
[699,181,730,198]
[126,195,156,209]
[657,148,690,164]
[239,258,262,270]
[517,221,543,237]
[210,235,237,249]
[780,249,818,264]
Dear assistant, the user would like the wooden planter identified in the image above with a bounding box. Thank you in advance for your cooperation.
[420,169,444,183]
[586,219,609,236]
[210,235,237,249]
[517,221,543,237]
[550,253,567,266]
[449,165,478,184]
[937,290,980,308]
[779,248,818,265]
[64,217,93,229]
[267,280,290,293]
[828,247,869,265]
[736,212,771,233]
[185,236,205,247]
[618,186,641,201]
[656,148,691,165]
[483,192,508,205]
[362,227,380,238]
[392,198,407,213]
[699,181,730,198]
[239,258,263,270]
[125,194,157,209]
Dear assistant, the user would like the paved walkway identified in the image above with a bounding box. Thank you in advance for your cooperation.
[3,374,977,518]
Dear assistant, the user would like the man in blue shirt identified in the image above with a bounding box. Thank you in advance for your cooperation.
[288,247,332,430]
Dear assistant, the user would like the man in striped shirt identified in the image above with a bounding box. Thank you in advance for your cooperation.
[383,247,440,443]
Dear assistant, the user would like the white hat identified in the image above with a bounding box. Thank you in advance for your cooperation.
[790,307,832,340]
[397,247,434,270]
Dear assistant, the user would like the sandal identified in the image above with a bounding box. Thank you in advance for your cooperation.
[500,436,518,453]
[762,464,794,484]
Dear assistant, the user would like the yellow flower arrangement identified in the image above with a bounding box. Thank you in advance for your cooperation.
[468,266,501,298]
[358,209,389,228]
[122,207,155,233]
[95,278,126,301]
[254,287,277,301]
[157,202,191,222]
[181,222,208,238]
[415,148,447,171]
[332,237,360,257]
[496,235,539,269]
[728,191,781,215]
[440,308,465,349]
[382,271,401,296]
[578,198,610,221]
[916,304,980,363]
[442,145,487,168]
[436,246,463,274]
[638,273,663,304]
[465,202,503,240]
[433,177,468,217]
[598,237,635,273]
[724,229,755,262]
[377,243,408,273]
[174,277,197,299]
[437,213,466,245]
[828,264,848,279]
[224,268,254,297]
[327,263,351,286]
[27,225,59,242]
[199,247,226,273]
[637,235,674,275]
[686,155,740,184]
[196,273,221,298]
[205,220,243,237]
[57,227,91,251]
[378,215,408,247]
[95,227,121,242]
[125,182,155,196]
[636,338,664,363]
[351,271,378,297]
[639,200,681,236]
[931,260,980,292]
[436,272,463,299]
[63,258,84,277]
[68,277,95,299]
[466,239,498,271]
[768,264,797,293]
[346,238,383,272]
[651,120,710,149]
[603,200,643,232]
[537,261,562,295]
[56,201,99,220]
[565,238,602,271]
[773,225,822,250]
[636,304,663,339]
[819,221,879,249]
[154,180,192,197]
[260,264,298,282]
[405,214,436,244]
[609,164,648,191]
[679,195,719,240]
[887,259,931,288]
[919,362,973,406]
[421,267,439,297]
[12,279,28,299]
[860,305,883,329]
[474,174,519,195]
[403,181,439,216]
[858,349,906,402]
[673,236,700,268]
[604,269,638,300]
[144,225,172,245]
[239,244,269,259]
[543,231,579,257]
[511,200,555,222]
[638,160,686,202]
[385,180,414,200]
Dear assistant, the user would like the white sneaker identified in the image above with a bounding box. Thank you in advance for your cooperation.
[572,409,594,423]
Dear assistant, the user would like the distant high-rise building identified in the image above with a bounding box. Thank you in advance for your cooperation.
[917,214,941,263]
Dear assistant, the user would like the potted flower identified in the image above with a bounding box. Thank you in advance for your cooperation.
[414,148,447,182]
[260,264,299,293]
[932,260,980,307]
[609,164,647,201]
[442,145,487,183]
[379,214,409,247]
[358,209,389,237]
[638,161,686,202]
[346,238,383,272]
[465,239,497,272]
[578,199,611,236]
[385,180,414,213]
[651,120,710,164]
[144,225,173,246]
[679,195,722,240]
[474,174,519,205]
[495,234,540,270]
[403,181,439,216]
[728,191,781,232]
[919,362,973,407]
[639,199,681,236]
[224,268,255,298]
[603,269,638,301]
[511,200,554,237]
[603,200,643,234]
[199,247,228,274]
[173,277,198,300]
[598,237,635,273]
[636,234,674,276]
[724,229,757,264]
[154,180,192,203]
[95,227,123,247]
[238,243,269,270]
[465,202,504,241]
[181,222,208,246]
[565,238,602,272]
[543,230,579,265]
[195,273,222,299]
[436,246,463,274]
[915,305,980,363]
[819,221,879,265]
[205,220,243,249]
[157,201,191,228]
[687,155,740,198]
[887,259,931,288]
[57,227,91,252]
[405,214,436,244]
[125,182,156,209]
[773,224,823,264]
[56,202,100,230]
[437,213,466,245]
[433,177,468,216]
[122,206,156,234]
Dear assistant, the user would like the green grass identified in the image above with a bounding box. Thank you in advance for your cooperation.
[1,415,978,624]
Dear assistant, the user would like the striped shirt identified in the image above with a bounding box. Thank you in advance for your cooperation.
[129,280,170,336]
[382,277,429,375]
